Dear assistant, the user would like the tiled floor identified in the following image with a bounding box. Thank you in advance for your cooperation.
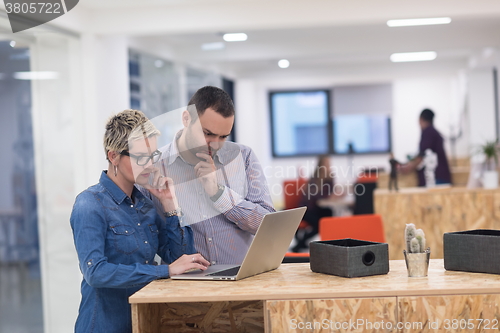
[0,263,43,333]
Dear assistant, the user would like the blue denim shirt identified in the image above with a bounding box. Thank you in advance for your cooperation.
[70,171,196,333]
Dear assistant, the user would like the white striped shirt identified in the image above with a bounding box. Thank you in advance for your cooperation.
[147,130,275,265]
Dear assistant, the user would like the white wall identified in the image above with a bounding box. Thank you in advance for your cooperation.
[32,33,130,333]
[235,70,468,207]
[467,68,497,147]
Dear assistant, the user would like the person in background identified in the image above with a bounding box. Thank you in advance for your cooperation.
[292,155,334,252]
[389,153,401,191]
[400,109,452,186]
[70,110,209,333]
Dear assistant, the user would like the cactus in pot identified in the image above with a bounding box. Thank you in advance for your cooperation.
[405,223,427,253]
[404,223,430,277]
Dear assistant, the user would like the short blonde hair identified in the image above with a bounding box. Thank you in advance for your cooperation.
[103,109,160,161]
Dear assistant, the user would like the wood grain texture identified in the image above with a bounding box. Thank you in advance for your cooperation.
[374,187,500,260]
[267,298,397,333]
[134,301,263,333]
[129,260,500,304]
[398,295,500,332]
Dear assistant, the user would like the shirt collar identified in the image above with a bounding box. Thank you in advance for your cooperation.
[99,171,145,205]
[167,129,227,166]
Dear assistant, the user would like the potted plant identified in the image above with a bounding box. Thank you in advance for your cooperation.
[403,223,430,277]
[481,140,500,189]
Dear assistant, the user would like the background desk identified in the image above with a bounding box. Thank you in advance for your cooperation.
[130,260,500,332]
[375,187,500,260]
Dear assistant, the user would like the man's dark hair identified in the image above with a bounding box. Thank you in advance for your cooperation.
[188,86,235,119]
[420,108,435,124]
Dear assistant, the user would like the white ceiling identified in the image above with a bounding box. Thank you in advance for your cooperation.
[5,0,500,79]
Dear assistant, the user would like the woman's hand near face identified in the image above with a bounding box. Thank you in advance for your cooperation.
[146,167,179,212]
[168,253,210,276]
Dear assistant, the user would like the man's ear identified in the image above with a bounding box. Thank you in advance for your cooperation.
[182,110,191,127]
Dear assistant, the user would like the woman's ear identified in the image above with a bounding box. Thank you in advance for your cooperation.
[108,151,120,165]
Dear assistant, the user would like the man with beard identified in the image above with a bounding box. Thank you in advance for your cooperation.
[146,86,275,265]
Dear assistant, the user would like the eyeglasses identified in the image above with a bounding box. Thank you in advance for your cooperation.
[120,149,162,166]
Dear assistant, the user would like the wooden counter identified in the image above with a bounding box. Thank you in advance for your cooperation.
[130,260,500,332]
[375,186,500,260]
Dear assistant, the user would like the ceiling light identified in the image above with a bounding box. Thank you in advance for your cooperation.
[390,52,437,62]
[13,71,59,80]
[223,33,247,42]
[201,42,225,51]
[154,60,164,68]
[10,41,16,47]
[387,17,451,27]
[278,59,290,68]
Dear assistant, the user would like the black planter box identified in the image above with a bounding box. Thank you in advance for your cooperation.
[444,229,500,275]
[309,239,389,278]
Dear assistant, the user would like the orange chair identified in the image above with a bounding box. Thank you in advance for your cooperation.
[282,252,310,263]
[283,178,308,228]
[283,178,308,209]
[319,214,386,243]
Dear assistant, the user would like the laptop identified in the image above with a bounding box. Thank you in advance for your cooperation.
[171,207,307,281]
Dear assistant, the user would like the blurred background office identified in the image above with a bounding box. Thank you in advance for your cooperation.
[1,1,500,332]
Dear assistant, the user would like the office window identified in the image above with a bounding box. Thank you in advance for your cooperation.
[332,84,392,154]
[270,90,330,157]
[333,114,391,153]
[269,85,392,157]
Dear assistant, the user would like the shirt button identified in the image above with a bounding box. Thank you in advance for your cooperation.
[145,260,149,264]
[144,241,148,244]
[125,230,128,234]
[130,205,133,208]
[87,261,91,266]
[137,223,141,226]
[208,238,212,242]
[211,261,216,265]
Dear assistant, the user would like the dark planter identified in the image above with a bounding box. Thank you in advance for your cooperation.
[309,239,389,278]
[444,229,500,275]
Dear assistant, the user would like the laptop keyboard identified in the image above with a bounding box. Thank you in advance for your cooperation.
[207,266,241,277]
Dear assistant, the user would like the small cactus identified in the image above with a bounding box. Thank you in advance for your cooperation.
[415,229,426,252]
[410,237,420,253]
[405,223,427,253]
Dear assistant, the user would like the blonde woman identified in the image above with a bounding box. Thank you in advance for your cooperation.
[70,110,209,333]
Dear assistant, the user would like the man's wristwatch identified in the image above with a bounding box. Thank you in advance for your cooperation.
[164,207,182,217]
[210,184,225,202]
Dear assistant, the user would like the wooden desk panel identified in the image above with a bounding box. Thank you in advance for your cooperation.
[130,260,500,333]
[374,187,500,260]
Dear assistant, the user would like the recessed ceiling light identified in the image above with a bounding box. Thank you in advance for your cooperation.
[201,42,225,51]
[387,17,451,27]
[223,33,247,42]
[278,59,290,68]
[10,41,16,47]
[390,52,437,62]
[13,71,59,80]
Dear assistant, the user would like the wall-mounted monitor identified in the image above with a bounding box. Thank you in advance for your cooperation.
[269,84,392,157]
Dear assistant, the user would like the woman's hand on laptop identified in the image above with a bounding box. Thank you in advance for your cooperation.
[169,253,210,276]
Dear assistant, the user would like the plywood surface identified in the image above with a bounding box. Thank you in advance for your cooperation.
[134,301,264,333]
[129,260,500,304]
[375,187,500,260]
[399,295,500,333]
[267,298,397,333]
